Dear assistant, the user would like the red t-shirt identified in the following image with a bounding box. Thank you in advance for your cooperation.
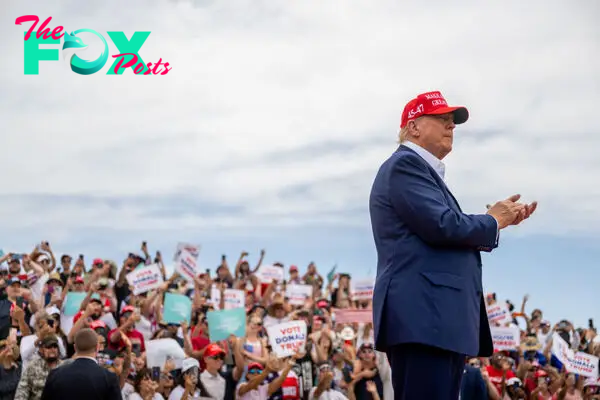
[280,371,300,400]
[486,365,516,394]
[107,328,145,352]
[191,334,210,370]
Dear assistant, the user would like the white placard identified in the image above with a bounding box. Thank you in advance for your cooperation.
[210,288,245,310]
[175,249,197,282]
[552,333,599,379]
[491,326,520,351]
[255,264,284,283]
[266,320,307,359]
[173,242,201,261]
[126,264,164,295]
[286,284,313,305]
[351,278,374,300]
[486,303,511,325]
[146,338,186,370]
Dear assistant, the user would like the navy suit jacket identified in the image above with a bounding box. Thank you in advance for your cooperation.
[369,144,496,357]
[41,358,123,400]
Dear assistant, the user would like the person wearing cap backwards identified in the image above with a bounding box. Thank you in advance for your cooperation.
[369,90,538,399]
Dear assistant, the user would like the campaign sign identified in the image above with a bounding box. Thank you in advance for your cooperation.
[126,264,164,295]
[491,326,520,351]
[351,278,374,300]
[267,320,307,358]
[175,249,197,282]
[486,303,511,325]
[206,308,246,342]
[163,293,192,325]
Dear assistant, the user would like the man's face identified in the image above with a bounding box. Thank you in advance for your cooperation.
[205,353,224,370]
[8,260,20,274]
[412,113,455,159]
[61,257,72,269]
[6,282,21,298]
[41,342,59,362]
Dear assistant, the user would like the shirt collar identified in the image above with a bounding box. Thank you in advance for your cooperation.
[76,356,99,364]
[401,141,446,180]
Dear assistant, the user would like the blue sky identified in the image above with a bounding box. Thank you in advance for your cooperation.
[1,0,598,329]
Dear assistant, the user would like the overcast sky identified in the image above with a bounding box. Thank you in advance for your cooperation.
[1,0,599,327]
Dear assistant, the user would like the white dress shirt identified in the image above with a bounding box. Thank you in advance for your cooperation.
[402,140,446,180]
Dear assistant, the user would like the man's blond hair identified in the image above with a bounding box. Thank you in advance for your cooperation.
[398,125,409,143]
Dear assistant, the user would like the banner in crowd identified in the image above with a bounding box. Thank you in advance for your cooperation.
[255,264,284,283]
[210,287,245,310]
[351,278,374,301]
[173,242,201,261]
[491,326,520,351]
[332,308,373,324]
[486,302,511,325]
[126,264,164,295]
[552,333,599,379]
[206,307,246,342]
[267,320,307,358]
[146,338,186,370]
[286,284,313,306]
[62,292,87,316]
[175,249,197,282]
[163,293,192,325]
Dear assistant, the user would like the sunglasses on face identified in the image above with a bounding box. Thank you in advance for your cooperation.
[44,343,59,349]
[209,355,225,361]
[251,321,263,326]
[248,368,263,374]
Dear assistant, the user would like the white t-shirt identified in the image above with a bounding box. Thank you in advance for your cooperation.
[122,382,135,399]
[308,387,349,400]
[168,385,206,400]
[199,370,226,400]
[128,393,164,400]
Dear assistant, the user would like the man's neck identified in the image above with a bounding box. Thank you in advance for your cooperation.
[205,367,220,376]
[74,352,97,360]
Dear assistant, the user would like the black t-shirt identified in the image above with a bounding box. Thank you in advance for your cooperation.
[292,354,314,399]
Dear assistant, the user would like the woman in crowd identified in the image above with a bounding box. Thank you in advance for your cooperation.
[0,339,21,400]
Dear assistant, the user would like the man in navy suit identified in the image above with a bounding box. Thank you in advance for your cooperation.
[369,90,537,399]
[41,328,123,400]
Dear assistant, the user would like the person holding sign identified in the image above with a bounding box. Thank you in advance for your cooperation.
[369,90,538,399]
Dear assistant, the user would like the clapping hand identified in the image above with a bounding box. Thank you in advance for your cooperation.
[486,194,537,229]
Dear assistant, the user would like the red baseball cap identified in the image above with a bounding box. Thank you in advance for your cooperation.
[90,320,107,330]
[400,91,469,128]
[247,362,263,371]
[93,258,103,265]
[121,305,135,315]
[289,265,298,272]
[204,343,225,358]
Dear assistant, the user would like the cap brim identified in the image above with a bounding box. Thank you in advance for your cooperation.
[427,106,469,125]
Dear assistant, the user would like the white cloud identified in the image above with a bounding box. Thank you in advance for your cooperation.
[0,0,598,236]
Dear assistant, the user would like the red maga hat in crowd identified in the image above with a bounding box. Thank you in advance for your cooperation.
[400,90,469,128]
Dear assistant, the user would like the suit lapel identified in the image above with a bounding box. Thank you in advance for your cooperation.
[398,145,462,212]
